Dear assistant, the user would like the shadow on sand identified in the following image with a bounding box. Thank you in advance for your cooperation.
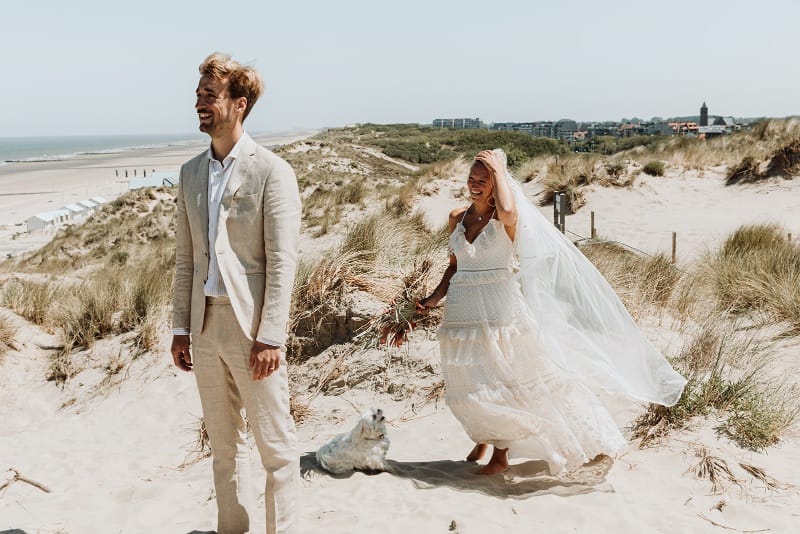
[1,530,31,534]
[300,452,614,499]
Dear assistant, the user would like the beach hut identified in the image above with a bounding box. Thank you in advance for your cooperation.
[63,203,86,218]
[90,196,108,205]
[26,208,71,232]
[78,199,98,216]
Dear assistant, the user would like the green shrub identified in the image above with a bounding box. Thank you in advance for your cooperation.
[643,160,665,176]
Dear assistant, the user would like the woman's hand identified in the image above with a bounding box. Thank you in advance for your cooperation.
[416,296,439,314]
[475,150,505,179]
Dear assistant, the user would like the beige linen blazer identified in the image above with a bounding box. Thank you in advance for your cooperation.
[172,135,301,344]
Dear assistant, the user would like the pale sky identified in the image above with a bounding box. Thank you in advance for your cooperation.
[2,0,798,137]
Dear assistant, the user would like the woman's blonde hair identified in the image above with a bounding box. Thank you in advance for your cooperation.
[199,52,263,121]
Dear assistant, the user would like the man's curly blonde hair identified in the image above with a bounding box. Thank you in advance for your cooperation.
[199,52,263,121]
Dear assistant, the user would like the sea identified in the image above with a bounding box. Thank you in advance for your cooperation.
[0,133,205,165]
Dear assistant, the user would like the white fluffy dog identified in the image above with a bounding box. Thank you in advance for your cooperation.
[316,408,390,475]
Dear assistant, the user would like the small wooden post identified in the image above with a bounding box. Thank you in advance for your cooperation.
[590,211,596,239]
[553,191,559,228]
[552,191,566,233]
[788,232,792,242]
[671,232,677,264]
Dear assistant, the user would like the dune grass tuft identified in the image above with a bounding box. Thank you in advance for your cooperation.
[642,160,665,176]
[581,243,681,315]
[1,278,56,326]
[700,224,800,333]
[539,155,600,210]
[632,316,798,451]
[0,312,19,359]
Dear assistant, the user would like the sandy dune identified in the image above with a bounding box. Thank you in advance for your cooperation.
[2,144,800,533]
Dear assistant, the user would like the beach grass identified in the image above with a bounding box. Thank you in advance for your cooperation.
[1,278,56,326]
[632,316,799,451]
[0,312,18,359]
[699,223,800,334]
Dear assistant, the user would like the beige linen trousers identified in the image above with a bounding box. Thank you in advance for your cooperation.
[174,136,302,533]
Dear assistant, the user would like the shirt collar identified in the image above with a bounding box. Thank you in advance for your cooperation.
[206,131,250,166]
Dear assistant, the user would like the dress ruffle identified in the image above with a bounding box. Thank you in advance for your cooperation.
[437,321,534,341]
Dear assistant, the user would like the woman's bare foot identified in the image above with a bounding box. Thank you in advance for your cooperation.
[478,447,508,475]
[466,443,488,462]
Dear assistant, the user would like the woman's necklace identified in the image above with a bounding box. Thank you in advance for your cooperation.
[470,203,490,221]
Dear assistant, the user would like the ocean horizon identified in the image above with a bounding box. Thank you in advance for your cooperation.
[0,133,206,165]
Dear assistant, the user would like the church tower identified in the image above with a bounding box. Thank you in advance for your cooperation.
[700,102,708,126]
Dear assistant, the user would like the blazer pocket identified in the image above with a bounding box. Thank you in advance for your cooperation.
[227,193,260,225]
[231,192,259,204]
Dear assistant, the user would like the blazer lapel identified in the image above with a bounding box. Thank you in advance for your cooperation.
[222,135,257,205]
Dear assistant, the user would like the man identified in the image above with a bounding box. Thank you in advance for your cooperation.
[171,52,301,534]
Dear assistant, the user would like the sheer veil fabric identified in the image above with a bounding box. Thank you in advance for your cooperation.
[496,148,686,407]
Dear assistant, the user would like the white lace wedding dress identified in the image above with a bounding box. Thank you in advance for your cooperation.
[439,217,627,474]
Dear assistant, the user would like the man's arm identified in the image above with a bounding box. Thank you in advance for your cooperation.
[257,156,302,344]
[172,165,194,371]
[248,156,301,381]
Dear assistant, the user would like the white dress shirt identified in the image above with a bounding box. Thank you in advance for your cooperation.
[173,133,281,347]
[204,133,246,297]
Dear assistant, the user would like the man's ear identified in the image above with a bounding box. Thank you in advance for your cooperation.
[236,97,248,115]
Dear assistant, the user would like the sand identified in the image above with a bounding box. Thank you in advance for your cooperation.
[2,145,800,533]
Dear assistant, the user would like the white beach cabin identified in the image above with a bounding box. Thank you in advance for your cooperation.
[26,208,71,232]
[63,203,87,219]
[78,199,98,216]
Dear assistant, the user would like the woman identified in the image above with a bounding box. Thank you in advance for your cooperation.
[418,149,685,475]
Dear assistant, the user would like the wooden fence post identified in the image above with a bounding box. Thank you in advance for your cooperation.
[590,211,596,239]
[671,232,677,264]
[552,191,566,233]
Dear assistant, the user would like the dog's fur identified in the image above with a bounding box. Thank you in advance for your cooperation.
[316,408,390,475]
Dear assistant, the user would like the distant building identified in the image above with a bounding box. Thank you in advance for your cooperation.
[618,122,649,137]
[432,118,482,129]
[713,116,739,132]
[63,203,87,218]
[583,122,617,137]
[554,120,578,141]
[26,209,71,233]
[647,122,674,136]
[700,102,709,126]
[78,199,98,216]
[669,121,700,135]
[532,122,555,137]
[698,125,728,138]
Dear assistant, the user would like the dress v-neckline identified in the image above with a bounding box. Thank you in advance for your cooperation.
[459,219,495,245]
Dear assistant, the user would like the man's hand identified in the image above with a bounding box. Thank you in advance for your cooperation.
[171,335,193,372]
[250,341,281,380]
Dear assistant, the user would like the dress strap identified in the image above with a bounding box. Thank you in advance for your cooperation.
[460,205,471,224]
